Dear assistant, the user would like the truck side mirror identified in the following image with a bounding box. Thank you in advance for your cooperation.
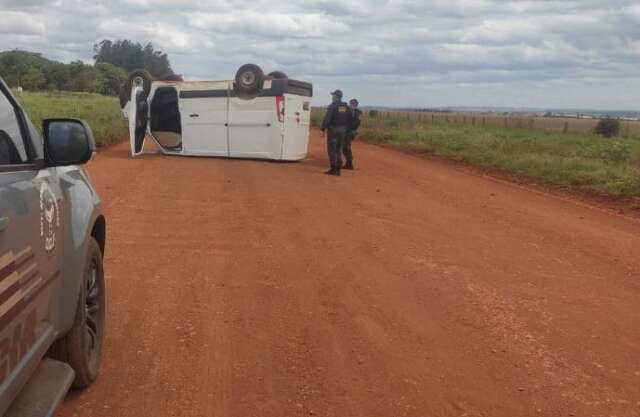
[43,118,96,166]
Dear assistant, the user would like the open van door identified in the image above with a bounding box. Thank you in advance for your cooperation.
[128,85,148,157]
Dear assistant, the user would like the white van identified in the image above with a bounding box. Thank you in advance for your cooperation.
[122,64,313,161]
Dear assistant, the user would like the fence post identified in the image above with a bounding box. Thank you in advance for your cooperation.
[563,121,569,134]
[504,118,508,128]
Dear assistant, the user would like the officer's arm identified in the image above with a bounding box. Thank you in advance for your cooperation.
[321,104,334,131]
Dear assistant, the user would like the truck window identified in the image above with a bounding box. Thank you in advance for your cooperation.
[0,91,28,165]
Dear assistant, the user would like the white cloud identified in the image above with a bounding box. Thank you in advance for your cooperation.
[0,0,638,109]
[0,11,46,35]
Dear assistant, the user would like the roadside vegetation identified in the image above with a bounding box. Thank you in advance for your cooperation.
[19,91,127,147]
[313,108,640,197]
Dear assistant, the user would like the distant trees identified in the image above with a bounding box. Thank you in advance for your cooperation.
[594,117,621,138]
[0,40,174,95]
[93,40,173,78]
[0,50,128,95]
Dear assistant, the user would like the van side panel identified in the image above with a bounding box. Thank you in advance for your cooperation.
[282,94,311,161]
[228,97,282,160]
[179,96,228,157]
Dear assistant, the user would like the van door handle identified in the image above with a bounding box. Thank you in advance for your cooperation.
[0,217,9,232]
[189,113,199,118]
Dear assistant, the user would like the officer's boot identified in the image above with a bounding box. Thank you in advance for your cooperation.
[344,160,353,170]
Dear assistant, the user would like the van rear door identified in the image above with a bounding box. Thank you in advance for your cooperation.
[281,94,311,159]
[128,86,148,157]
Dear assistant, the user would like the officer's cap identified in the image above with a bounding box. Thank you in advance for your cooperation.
[330,89,343,98]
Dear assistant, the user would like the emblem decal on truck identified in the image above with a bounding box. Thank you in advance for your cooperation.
[39,182,60,252]
[0,247,41,384]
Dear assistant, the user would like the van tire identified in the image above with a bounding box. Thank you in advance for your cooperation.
[50,238,106,389]
[122,70,152,107]
[234,64,264,96]
[118,82,129,108]
[267,71,288,79]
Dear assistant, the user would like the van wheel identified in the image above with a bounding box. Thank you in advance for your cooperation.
[123,69,152,105]
[234,64,264,96]
[267,71,288,79]
[118,82,129,108]
[50,238,105,389]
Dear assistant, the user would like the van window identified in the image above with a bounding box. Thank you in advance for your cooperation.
[0,91,27,165]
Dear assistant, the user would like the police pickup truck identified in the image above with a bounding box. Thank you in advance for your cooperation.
[0,77,106,416]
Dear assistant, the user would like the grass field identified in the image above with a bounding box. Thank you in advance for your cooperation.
[313,108,640,197]
[368,111,640,138]
[18,91,127,147]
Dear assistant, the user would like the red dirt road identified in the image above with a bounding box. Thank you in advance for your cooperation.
[59,130,640,417]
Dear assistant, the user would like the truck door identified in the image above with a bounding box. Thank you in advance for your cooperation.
[128,85,148,157]
[0,87,62,415]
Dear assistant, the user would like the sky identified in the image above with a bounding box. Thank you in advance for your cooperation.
[1,0,639,110]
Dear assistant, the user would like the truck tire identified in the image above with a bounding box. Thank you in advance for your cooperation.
[118,82,128,108]
[234,64,264,96]
[267,71,288,79]
[121,69,152,108]
[50,237,106,389]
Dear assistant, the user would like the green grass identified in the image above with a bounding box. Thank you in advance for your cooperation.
[18,91,127,147]
[312,108,640,197]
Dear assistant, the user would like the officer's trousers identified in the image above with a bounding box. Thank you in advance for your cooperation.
[343,130,356,162]
[327,127,346,169]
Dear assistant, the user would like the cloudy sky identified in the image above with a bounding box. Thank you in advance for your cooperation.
[1,0,639,109]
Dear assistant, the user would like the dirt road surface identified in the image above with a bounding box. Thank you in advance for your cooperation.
[59,130,640,417]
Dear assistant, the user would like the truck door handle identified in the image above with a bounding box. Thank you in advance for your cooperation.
[0,217,9,232]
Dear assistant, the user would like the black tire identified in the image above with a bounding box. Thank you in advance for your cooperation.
[234,64,264,96]
[118,82,128,109]
[267,70,288,79]
[159,73,184,82]
[121,69,152,108]
[50,237,106,389]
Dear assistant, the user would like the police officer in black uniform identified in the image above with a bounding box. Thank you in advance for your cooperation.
[321,90,352,176]
[342,98,361,170]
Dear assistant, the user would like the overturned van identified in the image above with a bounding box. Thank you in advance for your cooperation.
[121,64,313,161]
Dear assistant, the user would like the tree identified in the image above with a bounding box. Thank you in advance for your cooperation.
[21,67,46,90]
[95,62,127,96]
[94,39,174,77]
[0,50,50,87]
[594,117,621,138]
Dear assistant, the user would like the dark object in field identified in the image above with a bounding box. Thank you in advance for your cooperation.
[594,117,621,138]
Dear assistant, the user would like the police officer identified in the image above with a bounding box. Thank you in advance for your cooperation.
[342,98,361,170]
[320,90,352,176]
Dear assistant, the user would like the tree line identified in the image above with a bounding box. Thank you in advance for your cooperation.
[0,40,174,96]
